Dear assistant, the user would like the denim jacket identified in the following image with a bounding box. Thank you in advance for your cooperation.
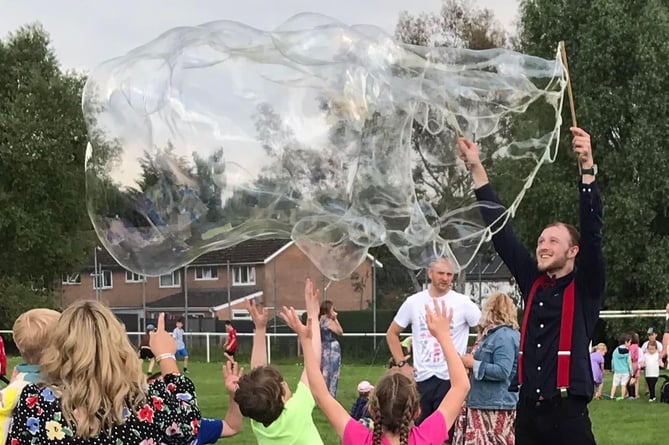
[467,325,520,410]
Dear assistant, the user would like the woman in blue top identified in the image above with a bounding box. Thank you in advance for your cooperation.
[319,300,343,397]
[453,292,520,445]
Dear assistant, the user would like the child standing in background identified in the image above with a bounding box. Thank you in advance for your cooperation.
[590,343,607,399]
[173,318,190,373]
[644,340,661,402]
[611,333,633,401]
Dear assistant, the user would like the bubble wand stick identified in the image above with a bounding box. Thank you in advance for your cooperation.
[559,41,580,174]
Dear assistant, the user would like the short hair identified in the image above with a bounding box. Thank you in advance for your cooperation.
[428,256,455,271]
[224,320,233,326]
[545,222,580,246]
[234,365,285,427]
[176,317,184,324]
[13,308,61,364]
[648,340,658,349]
[620,333,633,344]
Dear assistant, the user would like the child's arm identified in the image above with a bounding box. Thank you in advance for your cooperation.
[247,300,269,368]
[427,302,471,430]
[301,279,322,387]
[221,361,243,436]
[282,307,350,437]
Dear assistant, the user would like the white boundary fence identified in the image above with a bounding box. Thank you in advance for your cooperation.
[1,310,666,363]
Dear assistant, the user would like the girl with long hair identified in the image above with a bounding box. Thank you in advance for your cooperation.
[282,300,470,445]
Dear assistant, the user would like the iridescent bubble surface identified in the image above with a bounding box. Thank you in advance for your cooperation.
[83,13,566,280]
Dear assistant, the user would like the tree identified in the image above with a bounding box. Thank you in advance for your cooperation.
[0,24,93,301]
[368,1,509,301]
[517,0,669,313]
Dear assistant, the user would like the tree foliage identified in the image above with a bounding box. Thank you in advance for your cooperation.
[517,0,669,312]
[0,24,92,314]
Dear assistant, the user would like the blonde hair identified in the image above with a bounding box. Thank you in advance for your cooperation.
[13,308,61,364]
[595,342,607,352]
[39,300,146,438]
[480,292,519,330]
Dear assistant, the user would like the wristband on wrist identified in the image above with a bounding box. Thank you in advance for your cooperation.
[156,353,176,363]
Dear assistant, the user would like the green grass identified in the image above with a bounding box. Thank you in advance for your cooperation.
[8,357,669,444]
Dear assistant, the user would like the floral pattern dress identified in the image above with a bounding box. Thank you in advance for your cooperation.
[7,374,200,445]
[320,316,341,398]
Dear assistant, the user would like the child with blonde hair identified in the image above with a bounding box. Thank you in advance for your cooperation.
[0,308,61,443]
[590,343,607,399]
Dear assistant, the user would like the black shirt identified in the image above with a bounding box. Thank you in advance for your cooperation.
[475,181,604,401]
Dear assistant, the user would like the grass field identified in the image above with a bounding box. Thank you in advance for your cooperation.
[8,357,669,444]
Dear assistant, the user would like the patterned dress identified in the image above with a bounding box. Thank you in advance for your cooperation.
[7,373,200,445]
[320,316,341,398]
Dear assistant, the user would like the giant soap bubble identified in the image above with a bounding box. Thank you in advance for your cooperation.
[83,13,566,280]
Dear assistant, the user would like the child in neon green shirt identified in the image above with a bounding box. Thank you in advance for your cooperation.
[234,280,323,445]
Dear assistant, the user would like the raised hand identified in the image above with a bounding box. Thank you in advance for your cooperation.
[571,127,593,168]
[246,299,269,330]
[149,312,177,356]
[280,306,312,339]
[457,137,482,170]
[425,301,453,340]
[304,278,321,316]
[223,360,243,394]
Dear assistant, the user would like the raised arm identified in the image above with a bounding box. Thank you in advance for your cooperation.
[221,361,243,437]
[281,307,350,438]
[302,279,322,386]
[458,138,537,296]
[426,302,471,432]
[572,127,604,299]
[247,299,269,368]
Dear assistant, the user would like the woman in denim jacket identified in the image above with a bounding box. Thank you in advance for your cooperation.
[453,292,520,445]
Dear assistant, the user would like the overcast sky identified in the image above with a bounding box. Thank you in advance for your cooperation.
[0,0,519,70]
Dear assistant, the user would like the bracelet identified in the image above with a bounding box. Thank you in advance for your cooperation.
[156,353,176,363]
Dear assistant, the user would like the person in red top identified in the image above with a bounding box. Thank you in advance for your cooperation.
[223,320,238,362]
[0,334,8,384]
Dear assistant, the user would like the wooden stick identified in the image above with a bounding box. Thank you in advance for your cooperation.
[559,41,578,128]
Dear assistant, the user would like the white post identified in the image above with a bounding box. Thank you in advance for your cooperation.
[267,334,272,364]
[206,332,211,363]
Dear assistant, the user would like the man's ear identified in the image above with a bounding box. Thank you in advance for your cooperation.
[569,245,580,259]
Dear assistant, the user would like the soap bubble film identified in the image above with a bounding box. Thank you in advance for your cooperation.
[83,13,566,280]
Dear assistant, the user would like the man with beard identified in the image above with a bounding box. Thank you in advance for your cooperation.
[458,127,604,445]
[386,257,481,439]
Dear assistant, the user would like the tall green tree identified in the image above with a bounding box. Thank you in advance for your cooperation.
[517,0,669,311]
[0,24,92,322]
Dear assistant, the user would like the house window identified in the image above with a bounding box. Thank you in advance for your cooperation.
[125,270,144,283]
[232,266,256,286]
[159,271,181,288]
[62,274,81,285]
[93,270,113,290]
[194,267,218,281]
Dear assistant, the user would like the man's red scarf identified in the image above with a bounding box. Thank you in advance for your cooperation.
[518,274,576,389]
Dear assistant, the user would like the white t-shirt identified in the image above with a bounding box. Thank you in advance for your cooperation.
[393,289,481,382]
[644,351,661,378]
[641,340,663,354]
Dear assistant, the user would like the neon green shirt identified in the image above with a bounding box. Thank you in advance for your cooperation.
[251,381,323,445]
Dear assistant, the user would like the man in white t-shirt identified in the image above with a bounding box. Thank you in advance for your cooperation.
[386,257,481,429]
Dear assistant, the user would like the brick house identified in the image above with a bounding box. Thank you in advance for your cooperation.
[61,239,382,331]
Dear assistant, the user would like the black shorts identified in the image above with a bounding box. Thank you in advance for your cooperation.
[224,349,236,357]
[140,348,155,360]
